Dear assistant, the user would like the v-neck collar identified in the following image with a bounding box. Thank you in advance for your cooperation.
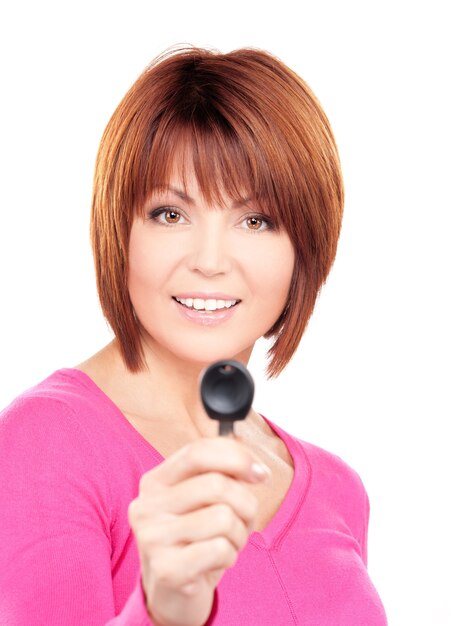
[58,367,312,551]
[248,417,311,550]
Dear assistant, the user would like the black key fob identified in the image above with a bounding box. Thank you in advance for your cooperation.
[200,360,254,435]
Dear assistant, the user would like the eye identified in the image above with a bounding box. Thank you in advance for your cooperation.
[148,207,187,225]
[240,214,273,232]
[163,209,181,224]
[246,216,264,230]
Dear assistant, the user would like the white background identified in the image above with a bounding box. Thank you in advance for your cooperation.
[0,1,449,624]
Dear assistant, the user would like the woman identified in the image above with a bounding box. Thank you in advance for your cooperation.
[0,47,387,625]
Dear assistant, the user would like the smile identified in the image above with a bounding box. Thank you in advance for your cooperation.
[173,297,240,311]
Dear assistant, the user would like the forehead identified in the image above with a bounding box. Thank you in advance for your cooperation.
[147,148,252,209]
[136,129,286,229]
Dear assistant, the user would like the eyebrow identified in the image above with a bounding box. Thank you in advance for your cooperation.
[160,185,253,208]
[167,186,194,203]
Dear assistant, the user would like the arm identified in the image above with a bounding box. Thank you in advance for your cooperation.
[0,396,151,625]
[128,438,269,626]
[0,396,264,626]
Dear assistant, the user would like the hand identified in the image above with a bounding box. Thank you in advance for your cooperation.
[128,437,270,626]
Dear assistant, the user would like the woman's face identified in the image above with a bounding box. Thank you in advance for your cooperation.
[128,164,295,367]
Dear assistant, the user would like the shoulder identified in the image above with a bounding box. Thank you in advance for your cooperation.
[296,438,370,551]
[0,369,106,446]
[0,368,156,502]
[0,370,116,531]
[0,367,137,443]
[2,367,100,412]
[274,426,371,559]
[299,438,367,497]
[297,438,369,519]
[0,368,112,474]
[265,417,367,501]
[0,368,131,512]
[2,370,79,434]
[267,418,369,527]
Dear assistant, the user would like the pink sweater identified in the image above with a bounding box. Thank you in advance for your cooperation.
[0,369,387,625]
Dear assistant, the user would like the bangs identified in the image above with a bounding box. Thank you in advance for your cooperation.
[133,108,287,229]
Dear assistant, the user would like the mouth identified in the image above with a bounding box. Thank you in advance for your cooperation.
[173,296,241,312]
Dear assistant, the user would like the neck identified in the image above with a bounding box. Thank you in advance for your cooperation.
[79,338,254,436]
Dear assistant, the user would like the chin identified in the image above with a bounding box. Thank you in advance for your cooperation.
[140,326,255,368]
[166,339,252,368]
[181,349,245,368]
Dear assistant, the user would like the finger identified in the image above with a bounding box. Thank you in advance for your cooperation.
[148,471,258,527]
[150,537,238,590]
[143,437,271,487]
[142,504,250,551]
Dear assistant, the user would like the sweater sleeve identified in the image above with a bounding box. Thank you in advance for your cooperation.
[0,395,153,626]
[360,486,370,568]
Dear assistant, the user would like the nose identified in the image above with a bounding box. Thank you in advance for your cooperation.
[187,217,232,277]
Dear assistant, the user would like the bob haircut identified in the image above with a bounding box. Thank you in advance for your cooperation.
[91,46,344,377]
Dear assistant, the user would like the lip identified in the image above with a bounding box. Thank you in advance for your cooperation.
[173,298,240,326]
[173,292,240,301]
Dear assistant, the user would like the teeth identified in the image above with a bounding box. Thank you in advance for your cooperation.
[194,298,206,310]
[175,297,237,311]
[204,299,218,311]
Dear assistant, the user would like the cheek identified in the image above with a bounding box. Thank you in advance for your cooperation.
[127,227,163,301]
[252,241,295,301]
[267,254,294,289]
[128,245,154,293]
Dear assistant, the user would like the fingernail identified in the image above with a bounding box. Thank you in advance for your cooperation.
[250,462,271,481]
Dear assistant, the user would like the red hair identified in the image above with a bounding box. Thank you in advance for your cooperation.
[91,46,344,377]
